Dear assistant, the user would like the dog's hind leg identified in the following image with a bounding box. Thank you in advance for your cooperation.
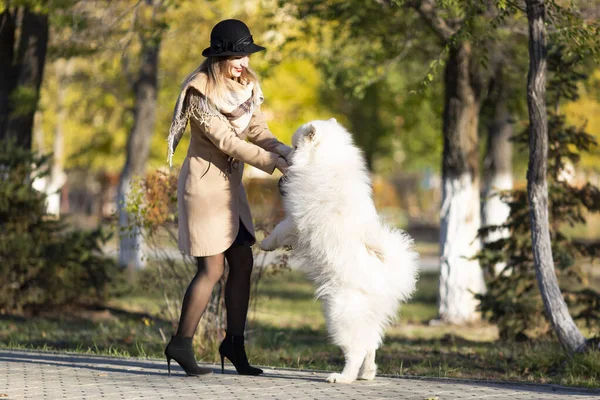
[357,349,377,380]
[326,348,366,384]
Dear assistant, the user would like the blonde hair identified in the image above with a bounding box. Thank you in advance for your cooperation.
[182,57,261,110]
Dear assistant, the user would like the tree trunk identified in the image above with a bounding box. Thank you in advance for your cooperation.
[47,59,70,216]
[3,8,49,150]
[117,37,160,269]
[0,9,17,138]
[30,60,70,217]
[437,41,486,324]
[525,0,587,352]
[482,62,513,274]
[348,83,382,171]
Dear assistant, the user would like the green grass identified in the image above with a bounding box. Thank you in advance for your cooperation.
[1,269,599,389]
[0,307,173,359]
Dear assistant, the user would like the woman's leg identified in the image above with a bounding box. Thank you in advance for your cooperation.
[224,244,254,335]
[165,254,224,376]
[219,243,262,375]
[175,253,225,338]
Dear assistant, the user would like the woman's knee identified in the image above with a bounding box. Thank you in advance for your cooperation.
[196,256,225,283]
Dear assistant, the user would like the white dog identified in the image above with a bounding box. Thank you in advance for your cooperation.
[261,118,419,383]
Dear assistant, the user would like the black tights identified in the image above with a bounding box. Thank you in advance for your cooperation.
[175,244,254,338]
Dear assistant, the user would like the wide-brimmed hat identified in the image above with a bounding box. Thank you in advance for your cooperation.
[202,19,266,58]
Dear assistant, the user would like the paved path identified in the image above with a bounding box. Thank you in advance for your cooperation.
[1,350,598,399]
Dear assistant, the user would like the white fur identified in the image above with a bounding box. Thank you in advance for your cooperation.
[261,119,419,383]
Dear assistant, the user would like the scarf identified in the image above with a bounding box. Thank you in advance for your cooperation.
[167,73,264,167]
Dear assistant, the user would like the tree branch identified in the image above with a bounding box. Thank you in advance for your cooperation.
[506,0,527,13]
[406,0,457,43]
[363,38,414,87]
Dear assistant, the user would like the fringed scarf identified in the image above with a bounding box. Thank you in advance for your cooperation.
[167,72,264,167]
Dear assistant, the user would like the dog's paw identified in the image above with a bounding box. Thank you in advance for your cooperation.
[260,238,276,251]
[326,373,354,384]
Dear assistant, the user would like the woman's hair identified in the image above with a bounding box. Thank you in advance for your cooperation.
[181,57,260,109]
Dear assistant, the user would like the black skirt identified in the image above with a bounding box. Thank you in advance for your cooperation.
[234,219,255,246]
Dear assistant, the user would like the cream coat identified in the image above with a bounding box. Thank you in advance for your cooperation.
[175,73,284,257]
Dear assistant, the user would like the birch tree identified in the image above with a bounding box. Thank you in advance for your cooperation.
[408,1,488,323]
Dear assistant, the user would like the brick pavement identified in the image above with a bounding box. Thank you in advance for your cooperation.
[1,349,598,399]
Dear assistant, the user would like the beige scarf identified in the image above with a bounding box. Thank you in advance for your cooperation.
[167,73,264,167]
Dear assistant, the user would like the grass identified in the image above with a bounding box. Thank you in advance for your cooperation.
[1,268,600,389]
[0,307,172,359]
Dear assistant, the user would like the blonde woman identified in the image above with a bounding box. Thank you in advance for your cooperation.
[165,19,291,376]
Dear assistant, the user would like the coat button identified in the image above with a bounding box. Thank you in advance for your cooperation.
[233,160,240,169]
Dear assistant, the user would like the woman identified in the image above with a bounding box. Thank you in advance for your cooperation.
[165,19,291,377]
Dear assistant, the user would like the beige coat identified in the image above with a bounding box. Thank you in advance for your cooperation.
[175,73,284,257]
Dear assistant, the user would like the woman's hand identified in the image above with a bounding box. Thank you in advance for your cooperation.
[275,143,293,159]
[275,156,289,175]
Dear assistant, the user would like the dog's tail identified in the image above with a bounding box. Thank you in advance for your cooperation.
[366,221,420,304]
[357,222,419,335]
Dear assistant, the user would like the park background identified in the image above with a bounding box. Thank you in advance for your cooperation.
[1,0,599,389]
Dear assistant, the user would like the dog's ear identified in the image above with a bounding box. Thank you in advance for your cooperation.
[306,124,316,141]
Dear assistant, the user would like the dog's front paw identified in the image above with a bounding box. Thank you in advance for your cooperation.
[260,237,276,251]
[326,373,354,384]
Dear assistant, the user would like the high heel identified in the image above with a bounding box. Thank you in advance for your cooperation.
[218,333,263,376]
[164,335,213,376]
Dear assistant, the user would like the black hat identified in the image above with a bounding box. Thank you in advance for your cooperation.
[202,19,266,57]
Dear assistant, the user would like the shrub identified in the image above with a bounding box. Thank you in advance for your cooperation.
[0,141,117,314]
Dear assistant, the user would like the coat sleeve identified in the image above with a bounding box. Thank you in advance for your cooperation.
[246,107,292,156]
[197,114,279,174]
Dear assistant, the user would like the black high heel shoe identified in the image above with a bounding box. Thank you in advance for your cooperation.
[218,333,263,376]
[164,335,213,376]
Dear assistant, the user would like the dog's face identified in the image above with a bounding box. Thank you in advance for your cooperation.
[288,118,339,167]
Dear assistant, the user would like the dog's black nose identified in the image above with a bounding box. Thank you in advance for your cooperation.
[278,175,288,197]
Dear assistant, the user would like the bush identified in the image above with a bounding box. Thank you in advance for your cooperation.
[0,141,117,314]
